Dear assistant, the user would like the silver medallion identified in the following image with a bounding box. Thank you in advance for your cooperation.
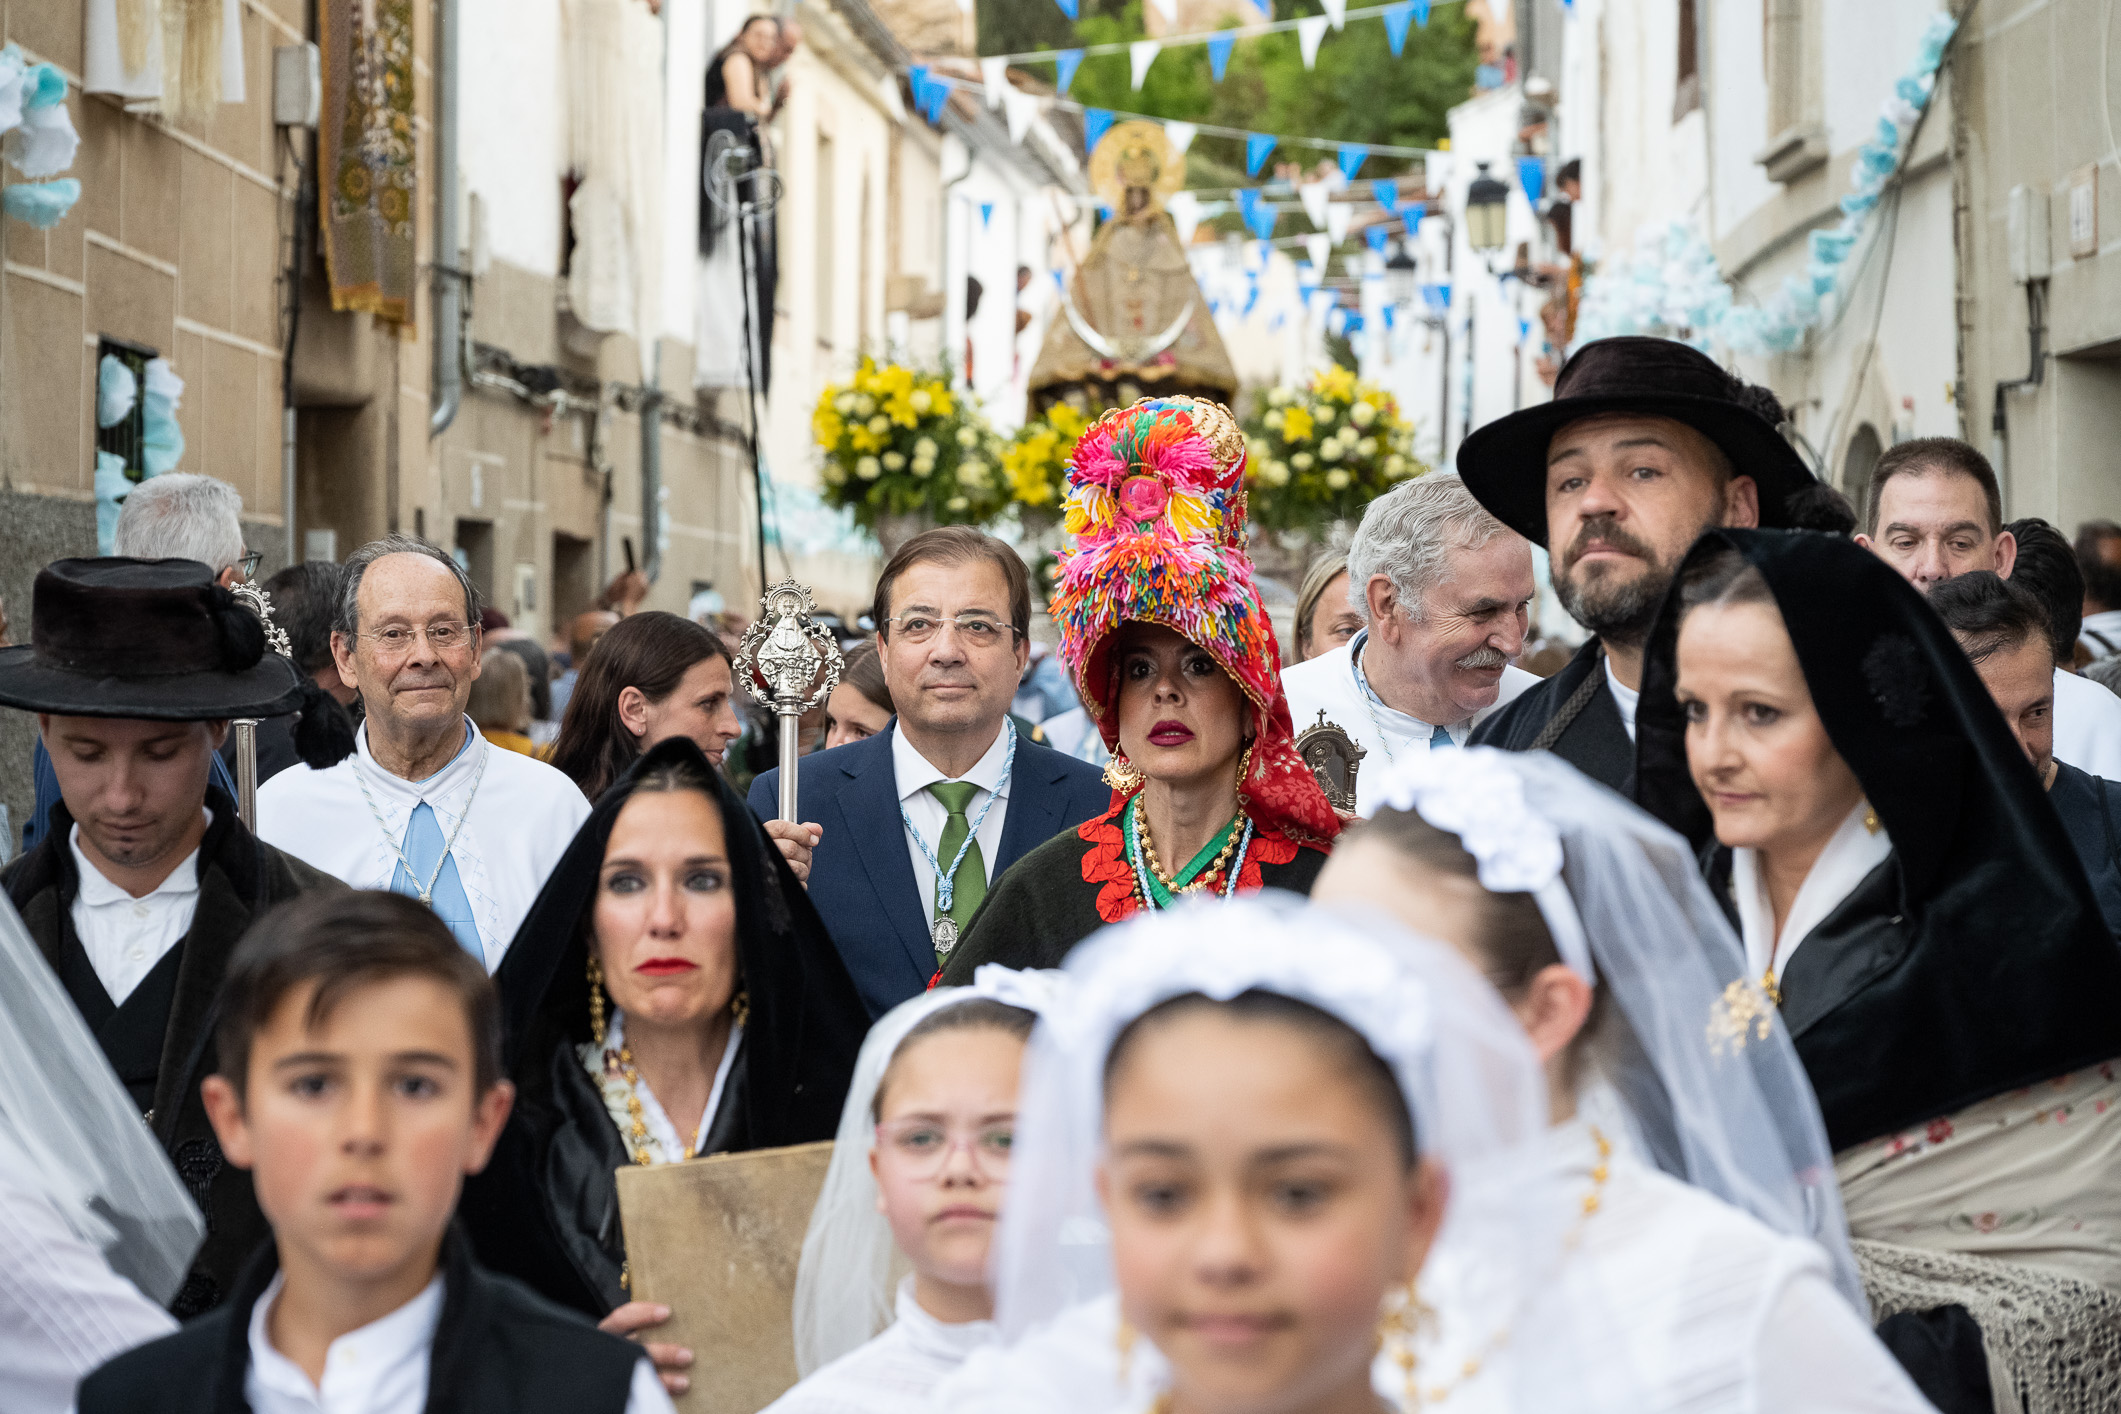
[1294,709,1367,815]
[932,915,961,956]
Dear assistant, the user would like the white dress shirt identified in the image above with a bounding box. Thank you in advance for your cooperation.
[257,719,591,971]
[243,1272,673,1414]
[67,814,206,1004]
[765,1277,999,1414]
[893,723,1013,922]
[0,1172,176,1414]
[1279,632,1538,812]
[2079,607,2121,660]
[2052,666,2121,779]
[1602,661,1641,741]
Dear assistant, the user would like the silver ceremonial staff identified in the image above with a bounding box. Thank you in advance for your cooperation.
[228,581,294,832]
[733,579,845,821]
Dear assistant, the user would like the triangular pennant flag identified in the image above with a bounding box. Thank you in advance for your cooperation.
[1325,202,1352,243]
[1322,0,1348,26]
[980,57,1008,108]
[922,75,954,124]
[1054,0,1079,16]
[1164,121,1198,154]
[1384,2,1415,55]
[1052,269,1066,293]
[1365,225,1390,253]
[1298,180,1330,229]
[1297,260,1319,289]
[1412,0,1432,23]
[1054,49,1084,94]
[1381,304,1395,330]
[1253,239,1273,269]
[1250,0,1271,15]
[1338,145,1366,182]
[979,202,995,228]
[1207,32,1236,81]
[1167,190,1202,245]
[1130,40,1160,89]
[1402,206,1424,236]
[1305,233,1331,270]
[1083,108,1116,155]
[1297,14,1330,69]
[1373,179,1399,212]
[1002,85,1041,143]
[1344,310,1364,335]
[1239,189,1276,239]
[1245,132,1278,178]
[1516,155,1545,203]
[1150,0,1177,19]
[908,64,931,110]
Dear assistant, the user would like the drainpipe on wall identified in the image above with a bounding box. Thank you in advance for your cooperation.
[430,0,464,437]
[639,0,670,586]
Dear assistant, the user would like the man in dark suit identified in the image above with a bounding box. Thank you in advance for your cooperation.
[1458,337,1816,792]
[750,528,1108,1015]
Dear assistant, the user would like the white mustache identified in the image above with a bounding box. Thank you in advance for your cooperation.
[1455,646,1507,671]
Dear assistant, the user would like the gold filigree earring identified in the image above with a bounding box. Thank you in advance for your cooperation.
[1862,802,1882,835]
[1115,1318,1138,1385]
[1103,752,1145,792]
[731,988,750,1028]
[586,953,608,1048]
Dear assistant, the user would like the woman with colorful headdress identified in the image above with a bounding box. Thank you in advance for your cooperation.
[938,398,1338,981]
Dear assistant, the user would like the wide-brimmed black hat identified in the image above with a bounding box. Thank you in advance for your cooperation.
[0,558,303,720]
[1455,336,1817,547]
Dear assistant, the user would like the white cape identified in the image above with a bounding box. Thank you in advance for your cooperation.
[2053,667,2121,779]
[256,719,590,970]
[1279,633,1537,813]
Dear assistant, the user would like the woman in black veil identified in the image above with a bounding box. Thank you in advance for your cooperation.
[460,737,867,1355]
[1635,528,2121,1413]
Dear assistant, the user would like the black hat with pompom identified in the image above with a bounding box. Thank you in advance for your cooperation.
[0,558,303,720]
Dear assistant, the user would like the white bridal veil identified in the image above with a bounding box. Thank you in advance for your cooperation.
[0,894,202,1303]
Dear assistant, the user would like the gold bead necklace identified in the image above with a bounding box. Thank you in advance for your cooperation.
[1136,807,1244,895]
[616,1044,699,1168]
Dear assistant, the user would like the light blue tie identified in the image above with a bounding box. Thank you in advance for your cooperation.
[1429,726,1458,750]
[392,803,484,961]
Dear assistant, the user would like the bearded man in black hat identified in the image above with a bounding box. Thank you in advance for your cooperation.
[1460,336,1817,791]
[0,559,345,1317]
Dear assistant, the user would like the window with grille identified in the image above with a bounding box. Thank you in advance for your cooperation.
[95,335,156,481]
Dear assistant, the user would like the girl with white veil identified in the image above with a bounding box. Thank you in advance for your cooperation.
[770,979,1049,1413]
[1313,746,1932,1412]
[939,893,1639,1414]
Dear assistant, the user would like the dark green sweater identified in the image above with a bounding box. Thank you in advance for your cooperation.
[938,817,1330,982]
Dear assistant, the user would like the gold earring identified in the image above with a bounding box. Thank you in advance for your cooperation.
[1115,1318,1137,1386]
[1862,802,1882,835]
[731,989,750,1028]
[587,953,608,1048]
[1103,752,1145,792]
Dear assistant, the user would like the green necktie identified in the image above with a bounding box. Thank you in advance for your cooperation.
[927,780,988,963]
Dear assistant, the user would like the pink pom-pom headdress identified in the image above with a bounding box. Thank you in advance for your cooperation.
[1051,397,1338,842]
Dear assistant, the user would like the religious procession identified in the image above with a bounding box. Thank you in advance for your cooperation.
[2,1,2120,1413]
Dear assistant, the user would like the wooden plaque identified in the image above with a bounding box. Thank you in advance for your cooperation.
[615,1140,835,1414]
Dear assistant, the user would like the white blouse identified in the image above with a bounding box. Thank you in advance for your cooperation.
[577,1010,742,1165]
[765,1277,998,1414]
[1729,801,1892,984]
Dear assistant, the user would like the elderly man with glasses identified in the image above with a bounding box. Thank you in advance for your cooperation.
[748,527,1108,1016]
[257,536,590,970]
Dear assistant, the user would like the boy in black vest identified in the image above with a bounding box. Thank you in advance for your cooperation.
[78,890,672,1414]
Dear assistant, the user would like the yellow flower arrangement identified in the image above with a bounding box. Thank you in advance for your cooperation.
[1001,402,1091,514]
[813,357,1003,529]
[1241,365,1427,533]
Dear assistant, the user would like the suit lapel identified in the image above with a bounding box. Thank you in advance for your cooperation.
[832,729,938,980]
[1774,861,1910,1040]
[996,744,1068,875]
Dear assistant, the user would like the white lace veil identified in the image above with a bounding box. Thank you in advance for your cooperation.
[1358,747,1866,1312]
[791,971,1062,1376]
[0,894,202,1303]
[983,894,1618,1411]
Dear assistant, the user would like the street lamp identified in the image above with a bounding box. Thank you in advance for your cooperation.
[1464,162,1511,258]
[1385,241,1419,307]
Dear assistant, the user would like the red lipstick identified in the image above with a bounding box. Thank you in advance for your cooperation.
[635,957,699,976]
[1147,719,1194,747]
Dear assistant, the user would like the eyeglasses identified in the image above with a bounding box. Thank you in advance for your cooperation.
[354,622,477,655]
[884,614,1020,649]
[236,550,263,581]
[874,1117,1014,1177]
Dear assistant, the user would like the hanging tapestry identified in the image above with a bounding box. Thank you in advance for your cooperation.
[319,0,417,325]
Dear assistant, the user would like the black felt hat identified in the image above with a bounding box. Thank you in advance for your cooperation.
[0,558,303,720]
[1455,336,1817,547]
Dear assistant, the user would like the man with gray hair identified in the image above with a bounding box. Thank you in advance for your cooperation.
[22,474,254,853]
[1281,474,1538,812]
[112,474,254,585]
[256,535,589,968]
